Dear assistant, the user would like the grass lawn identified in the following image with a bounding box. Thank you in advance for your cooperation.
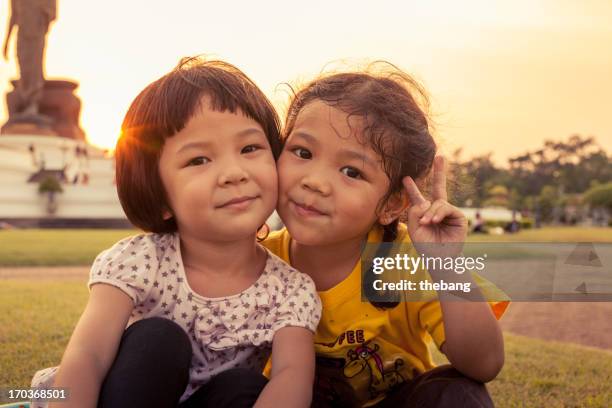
[1,226,612,406]
[0,280,87,394]
[430,336,612,407]
[1,226,611,267]
[467,226,612,243]
[1,279,611,407]
[0,229,138,266]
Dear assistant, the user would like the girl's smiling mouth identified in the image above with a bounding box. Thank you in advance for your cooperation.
[289,199,328,217]
[217,195,259,210]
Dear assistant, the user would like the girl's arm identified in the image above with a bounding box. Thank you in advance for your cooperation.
[421,264,504,382]
[402,156,504,382]
[437,294,504,382]
[254,327,315,408]
[48,284,133,408]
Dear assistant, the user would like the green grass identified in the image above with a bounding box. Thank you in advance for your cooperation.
[1,279,611,407]
[0,279,89,395]
[463,226,612,261]
[467,226,612,243]
[430,337,612,407]
[0,227,610,267]
[2,226,612,406]
[0,229,138,266]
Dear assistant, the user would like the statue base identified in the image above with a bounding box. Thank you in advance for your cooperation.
[1,122,57,137]
[1,79,86,140]
[1,111,56,136]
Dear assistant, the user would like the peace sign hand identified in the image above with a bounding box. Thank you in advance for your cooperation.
[402,156,468,258]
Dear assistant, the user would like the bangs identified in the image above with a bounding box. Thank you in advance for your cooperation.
[121,57,280,150]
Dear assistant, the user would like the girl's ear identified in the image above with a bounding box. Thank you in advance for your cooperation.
[378,191,409,226]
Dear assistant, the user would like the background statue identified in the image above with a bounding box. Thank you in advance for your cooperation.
[3,0,57,116]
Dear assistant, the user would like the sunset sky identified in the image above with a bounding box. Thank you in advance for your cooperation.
[1,0,611,165]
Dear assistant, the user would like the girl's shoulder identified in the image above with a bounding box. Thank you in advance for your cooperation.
[256,246,322,333]
[93,232,177,268]
[89,232,178,305]
[261,246,313,287]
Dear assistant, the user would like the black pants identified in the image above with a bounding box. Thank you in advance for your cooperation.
[372,365,494,408]
[98,317,268,408]
[312,364,494,408]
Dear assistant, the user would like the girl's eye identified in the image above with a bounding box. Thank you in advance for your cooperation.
[241,144,262,154]
[341,166,363,179]
[291,147,312,159]
[187,156,210,166]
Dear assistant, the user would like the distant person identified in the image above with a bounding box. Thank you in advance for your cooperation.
[31,58,320,408]
[504,210,520,233]
[472,211,486,233]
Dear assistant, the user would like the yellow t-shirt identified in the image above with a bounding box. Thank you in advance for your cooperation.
[262,223,509,407]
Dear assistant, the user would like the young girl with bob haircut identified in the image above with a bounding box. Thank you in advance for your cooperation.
[31,57,321,408]
[262,63,509,407]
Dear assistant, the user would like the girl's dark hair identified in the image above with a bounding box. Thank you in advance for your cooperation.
[115,57,282,233]
[284,62,437,308]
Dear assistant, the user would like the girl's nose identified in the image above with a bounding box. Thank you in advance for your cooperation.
[218,166,249,186]
[301,174,331,196]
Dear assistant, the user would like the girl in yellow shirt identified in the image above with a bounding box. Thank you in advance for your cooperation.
[262,63,508,407]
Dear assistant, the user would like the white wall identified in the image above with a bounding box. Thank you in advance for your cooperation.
[0,134,125,219]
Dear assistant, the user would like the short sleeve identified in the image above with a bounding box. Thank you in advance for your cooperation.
[270,271,322,334]
[88,234,158,306]
[473,272,510,319]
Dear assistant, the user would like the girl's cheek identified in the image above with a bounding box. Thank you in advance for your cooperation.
[263,165,279,193]
[341,185,378,217]
[276,158,293,190]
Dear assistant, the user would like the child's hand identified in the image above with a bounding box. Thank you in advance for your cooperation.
[402,156,468,258]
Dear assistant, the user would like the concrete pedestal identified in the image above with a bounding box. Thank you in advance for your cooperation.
[1,79,86,141]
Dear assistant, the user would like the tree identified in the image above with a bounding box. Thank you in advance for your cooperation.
[483,185,509,208]
[583,182,612,212]
[508,134,611,197]
[449,135,610,219]
[449,149,507,207]
[537,185,559,222]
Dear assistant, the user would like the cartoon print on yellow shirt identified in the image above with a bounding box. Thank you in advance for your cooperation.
[343,341,405,399]
[314,330,418,405]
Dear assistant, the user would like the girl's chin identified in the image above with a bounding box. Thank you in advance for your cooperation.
[284,223,329,246]
[189,219,269,241]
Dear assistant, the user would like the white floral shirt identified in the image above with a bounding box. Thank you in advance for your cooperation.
[31,233,321,406]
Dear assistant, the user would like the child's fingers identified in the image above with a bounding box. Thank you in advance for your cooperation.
[402,176,427,207]
[419,199,446,224]
[408,199,431,222]
[432,156,448,201]
[431,203,466,226]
